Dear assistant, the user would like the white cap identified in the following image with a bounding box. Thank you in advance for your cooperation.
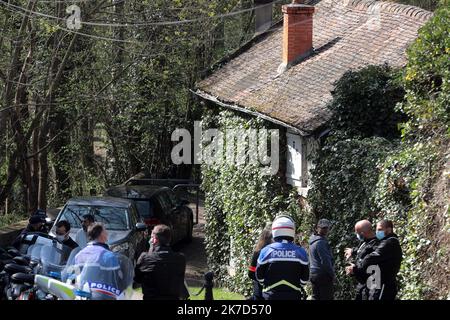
[272,216,295,239]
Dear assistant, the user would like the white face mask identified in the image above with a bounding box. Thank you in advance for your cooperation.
[56,233,67,242]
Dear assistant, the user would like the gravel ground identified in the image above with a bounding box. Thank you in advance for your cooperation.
[131,200,208,300]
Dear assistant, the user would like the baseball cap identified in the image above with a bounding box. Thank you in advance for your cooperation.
[29,215,46,224]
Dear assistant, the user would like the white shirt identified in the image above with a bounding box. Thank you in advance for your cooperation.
[75,229,88,249]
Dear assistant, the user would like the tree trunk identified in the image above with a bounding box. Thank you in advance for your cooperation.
[38,109,50,210]
[0,0,37,211]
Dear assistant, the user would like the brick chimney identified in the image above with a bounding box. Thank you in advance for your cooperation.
[279,0,315,71]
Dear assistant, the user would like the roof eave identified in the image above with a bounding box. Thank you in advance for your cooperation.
[193,89,311,136]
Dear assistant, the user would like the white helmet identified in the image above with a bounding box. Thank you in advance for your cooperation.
[271,215,295,239]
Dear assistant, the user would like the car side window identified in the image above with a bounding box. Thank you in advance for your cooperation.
[155,194,171,213]
[149,197,164,218]
[130,205,139,224]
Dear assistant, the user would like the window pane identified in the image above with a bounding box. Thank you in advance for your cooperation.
[60,205,129,231]
[133,200,154,219]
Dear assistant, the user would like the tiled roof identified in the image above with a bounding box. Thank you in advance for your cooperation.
[196,0,432,134]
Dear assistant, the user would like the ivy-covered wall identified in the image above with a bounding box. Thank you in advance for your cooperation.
[201,108,302,295]
[307,136,397,299]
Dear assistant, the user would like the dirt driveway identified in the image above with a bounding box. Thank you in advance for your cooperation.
[131,200,208,299]
[173,200,208,287]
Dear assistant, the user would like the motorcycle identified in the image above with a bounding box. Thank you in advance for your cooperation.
[16,232,55,255]
[1,236,72,300]
[1,244,40,300]
[31,244,79,300]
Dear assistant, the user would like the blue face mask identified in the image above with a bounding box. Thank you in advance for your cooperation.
[356,233,363,241]
[376,230,385,240]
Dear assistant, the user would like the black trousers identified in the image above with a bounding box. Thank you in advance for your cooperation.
[355,283,370,300]
[247,280,264,300]
[310,274,334,300]
[371,283,398,300]
[355,283,398,300]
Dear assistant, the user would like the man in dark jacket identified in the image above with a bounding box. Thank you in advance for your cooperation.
[309,219,335,300]
[134,224,186,300]
[345,220,379,300]
[352,219,403,300]
[256,215,309,300]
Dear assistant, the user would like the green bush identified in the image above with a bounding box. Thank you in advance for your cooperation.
[306,64,405,299]
[328,64,405,139]
[373,3,450,299]
[307,135,396,299]
[373,141,445,299]
[400,2,449,138]
[0,213,27,229]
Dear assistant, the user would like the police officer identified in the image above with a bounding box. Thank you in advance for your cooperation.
[75,222,116,265]
[344,220,379,300]
[352,219,403,300]
[256,215,309,300]
[134,224,186,300]
[74,223,121,300]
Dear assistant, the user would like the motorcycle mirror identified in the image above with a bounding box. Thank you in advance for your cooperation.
[135,223,147,232]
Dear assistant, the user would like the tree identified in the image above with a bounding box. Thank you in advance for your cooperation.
[1,0,262,215]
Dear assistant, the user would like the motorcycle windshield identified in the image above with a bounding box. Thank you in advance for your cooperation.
[27,242,73,277]
[62,248,134,300]
[40,242,73,277]
[27,244,43,262]
[22,234,54,257]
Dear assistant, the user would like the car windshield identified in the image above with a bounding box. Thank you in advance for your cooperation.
[59,205,130,231]
[132,199,154,219]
